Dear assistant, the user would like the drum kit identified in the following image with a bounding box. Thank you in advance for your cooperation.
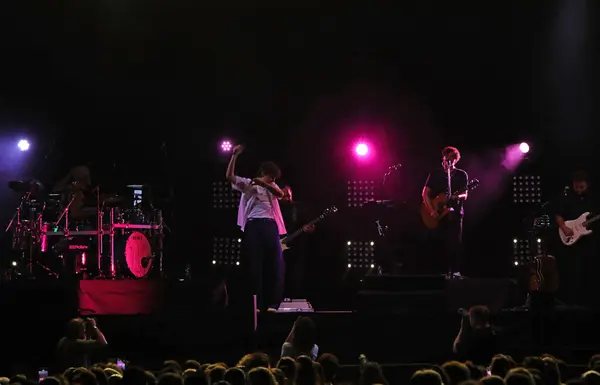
[4,180,165,279]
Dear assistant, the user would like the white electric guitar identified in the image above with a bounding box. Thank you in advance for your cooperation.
[281,205,337,252]
[558,212,600,246]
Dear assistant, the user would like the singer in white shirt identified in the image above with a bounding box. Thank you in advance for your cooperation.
[226,145,287,312]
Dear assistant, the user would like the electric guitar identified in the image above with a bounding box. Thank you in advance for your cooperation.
[558,212,600,246]
[420,179,480,229]
[281,205,338,252]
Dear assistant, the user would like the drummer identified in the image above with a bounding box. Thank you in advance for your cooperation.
[53,165,96,221]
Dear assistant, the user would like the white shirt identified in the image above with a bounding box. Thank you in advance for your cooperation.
[281,342,319,360]
[232,176,287,235]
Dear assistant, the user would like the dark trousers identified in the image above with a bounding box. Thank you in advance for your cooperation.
[429,213,463,274]
[558,237,597,307]
[242,219,284,310]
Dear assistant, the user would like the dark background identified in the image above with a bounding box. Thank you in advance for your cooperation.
[1,1,598,292]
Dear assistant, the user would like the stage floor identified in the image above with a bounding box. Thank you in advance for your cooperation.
[74,275,523,315]
[1,277,599,372]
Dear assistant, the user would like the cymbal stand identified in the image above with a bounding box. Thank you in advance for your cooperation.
[56,195,76,230]
[5,190,31,233]
[157,209,164,274]
[6,191,33,274]
[109,207,115,277]
[96,187,105,278]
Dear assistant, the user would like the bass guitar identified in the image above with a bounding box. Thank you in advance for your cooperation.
[281,205,337,252]
[558,212,600,246]
[420,179,480,229]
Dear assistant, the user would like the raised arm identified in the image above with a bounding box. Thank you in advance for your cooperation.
[75,318,108,355]
[452,312,470,354]
[226,145,244,183]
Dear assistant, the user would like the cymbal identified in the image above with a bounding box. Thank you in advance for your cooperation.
[8,180,44,193]
[103,195,123,205]
[83,194,123,207]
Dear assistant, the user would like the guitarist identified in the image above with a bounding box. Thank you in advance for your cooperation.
[422,146,469,279]
[280,184,315,297]
[555,170,598,307]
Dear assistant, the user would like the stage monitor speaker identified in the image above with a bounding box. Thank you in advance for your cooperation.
[277,298,314,313]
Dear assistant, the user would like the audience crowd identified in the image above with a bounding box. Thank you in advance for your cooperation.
[2,309,599,385]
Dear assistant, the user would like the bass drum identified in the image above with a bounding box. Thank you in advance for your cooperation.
[115,231,154,278]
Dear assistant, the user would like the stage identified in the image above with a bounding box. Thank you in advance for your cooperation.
[1,276,599,374]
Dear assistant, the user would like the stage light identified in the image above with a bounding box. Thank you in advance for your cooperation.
[11,261,16,266]
[512,175,542,203]
[212,237,242,265]
[346,240,376,268]
[220,140,232,152]
[355,143,368,156]
[512,237,542,265]
[519,142,529,153]
[347,180,375,207]
[17,139,29,151]
[213,181,241,209]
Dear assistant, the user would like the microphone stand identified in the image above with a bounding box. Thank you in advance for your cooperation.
[371,164,402,275]
[446,161,453,199]
[446,161,456,216]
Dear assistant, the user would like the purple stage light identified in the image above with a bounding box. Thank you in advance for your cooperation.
[17,139,29,151]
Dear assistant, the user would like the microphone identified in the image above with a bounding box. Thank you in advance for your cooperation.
[564,186,569,196]
[447,159,455,166]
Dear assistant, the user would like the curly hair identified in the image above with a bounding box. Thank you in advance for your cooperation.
[442,146,461,163]
[258,162,281,180]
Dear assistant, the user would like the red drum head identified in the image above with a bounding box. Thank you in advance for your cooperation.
[125,231,152,277]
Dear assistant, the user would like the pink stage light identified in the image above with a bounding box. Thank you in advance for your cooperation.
[519,142,529,154]
[355,143,368,156]
[220,140,232,152]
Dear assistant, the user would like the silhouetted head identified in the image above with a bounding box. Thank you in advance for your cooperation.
[258,162,281,183]
[572,170,589,195]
